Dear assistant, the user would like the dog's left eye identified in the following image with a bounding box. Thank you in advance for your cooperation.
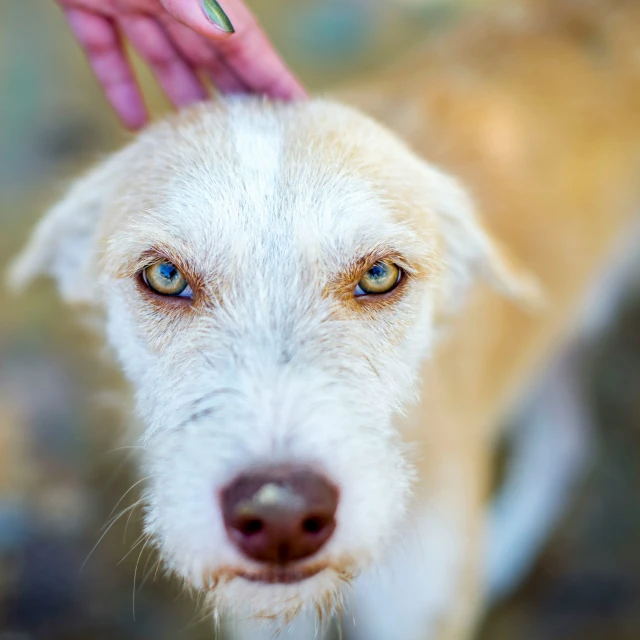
[143,261,193,297]
[355,261,401,296]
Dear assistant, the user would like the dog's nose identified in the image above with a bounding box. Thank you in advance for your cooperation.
[221,467,338,564]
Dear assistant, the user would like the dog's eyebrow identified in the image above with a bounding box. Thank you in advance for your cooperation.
[328,243,441,296]
[360,235,442,276]
[103,243,198,283]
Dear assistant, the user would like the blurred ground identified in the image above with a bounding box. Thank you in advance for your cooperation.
[1,1,639,639]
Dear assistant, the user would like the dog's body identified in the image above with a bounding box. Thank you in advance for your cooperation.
[340,3,640,634]
[12,1,640,638]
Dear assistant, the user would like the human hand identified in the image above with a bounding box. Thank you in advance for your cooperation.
[56,0,306,129]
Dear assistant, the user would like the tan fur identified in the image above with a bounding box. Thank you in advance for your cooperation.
[341,0,640,633]
[11,1,640,638]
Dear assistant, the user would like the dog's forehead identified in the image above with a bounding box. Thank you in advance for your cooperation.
[120,100,427,262]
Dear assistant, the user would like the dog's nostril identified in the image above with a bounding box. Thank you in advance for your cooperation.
[239,518,264,536]
[221,466,339,565]
[302,516,325,534]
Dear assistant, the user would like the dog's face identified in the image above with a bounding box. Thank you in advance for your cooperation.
[13,99,530,620]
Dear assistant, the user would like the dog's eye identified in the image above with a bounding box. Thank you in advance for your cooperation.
[143,261,192,297]
[355,261,401,296]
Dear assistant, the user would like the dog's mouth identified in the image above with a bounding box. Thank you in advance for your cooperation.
[237,564,325,584]
[205,563,327,587]
[202,559,356,589]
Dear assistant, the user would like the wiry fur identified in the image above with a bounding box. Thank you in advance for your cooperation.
[11,99,525,632]
[12,0,640,637]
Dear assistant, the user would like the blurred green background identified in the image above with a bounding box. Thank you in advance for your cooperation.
[1,1,640,638]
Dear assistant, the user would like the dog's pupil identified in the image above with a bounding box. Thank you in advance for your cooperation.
[158,263,177,281]
[369,264,386,280]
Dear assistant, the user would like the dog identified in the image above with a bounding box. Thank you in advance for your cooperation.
[11,0,640,638]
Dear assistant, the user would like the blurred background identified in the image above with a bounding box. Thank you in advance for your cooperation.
[1,1,640,638]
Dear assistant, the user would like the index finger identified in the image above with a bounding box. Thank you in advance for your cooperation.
[160,0,306,100]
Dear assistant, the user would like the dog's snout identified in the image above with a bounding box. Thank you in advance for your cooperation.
[221,467,338,564]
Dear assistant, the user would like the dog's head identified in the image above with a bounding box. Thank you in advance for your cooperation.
[12,98,534,621]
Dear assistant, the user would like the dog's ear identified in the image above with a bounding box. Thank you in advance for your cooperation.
[424,166,543,312]
[10,152,128,306]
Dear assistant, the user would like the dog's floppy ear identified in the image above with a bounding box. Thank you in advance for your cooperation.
[10,151,128,306]
[424,166,543,311]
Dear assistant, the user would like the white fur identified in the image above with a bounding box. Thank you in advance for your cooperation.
[12,97,528,633]
[345,470,467,640]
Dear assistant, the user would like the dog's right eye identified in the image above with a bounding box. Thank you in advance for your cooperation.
[143,261,193,297]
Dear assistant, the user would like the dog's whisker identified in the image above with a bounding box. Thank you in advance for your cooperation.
[153,552,164,583]
[136,554,161,595]
[185,592,218,630]
[117,532,148,566]
[81,503,144,572]
[103,445,146,454]
[139,541,158,582]
[186,607,214,630]
[103,476,150,527]
[132,537,152,621]
[101,454,137,491]
[123,499,145,543]
[97,500,142,544]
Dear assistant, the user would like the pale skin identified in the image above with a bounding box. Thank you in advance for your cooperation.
[55,0,306,129]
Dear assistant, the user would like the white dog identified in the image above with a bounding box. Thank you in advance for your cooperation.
[12,0,640,638]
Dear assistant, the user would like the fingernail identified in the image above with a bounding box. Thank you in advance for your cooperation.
[201,0,235,33]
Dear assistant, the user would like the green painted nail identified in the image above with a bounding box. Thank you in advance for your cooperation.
[201,0,235,33]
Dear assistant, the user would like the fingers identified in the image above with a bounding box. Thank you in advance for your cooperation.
[159,0,235,38]
[62,0,306,132]
[64,8,148,129]
[203,60,249,96]
[217,21,307,100]
[118,14,208,108]
[156,15,248,94]
[161,0,306,100]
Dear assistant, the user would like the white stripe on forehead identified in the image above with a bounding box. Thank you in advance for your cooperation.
[229,105,283,206]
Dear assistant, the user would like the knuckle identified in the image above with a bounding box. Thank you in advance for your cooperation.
[218,24,258,64]
[183,45,217,68]
[144,45,175,68]
[80,26,118,55]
